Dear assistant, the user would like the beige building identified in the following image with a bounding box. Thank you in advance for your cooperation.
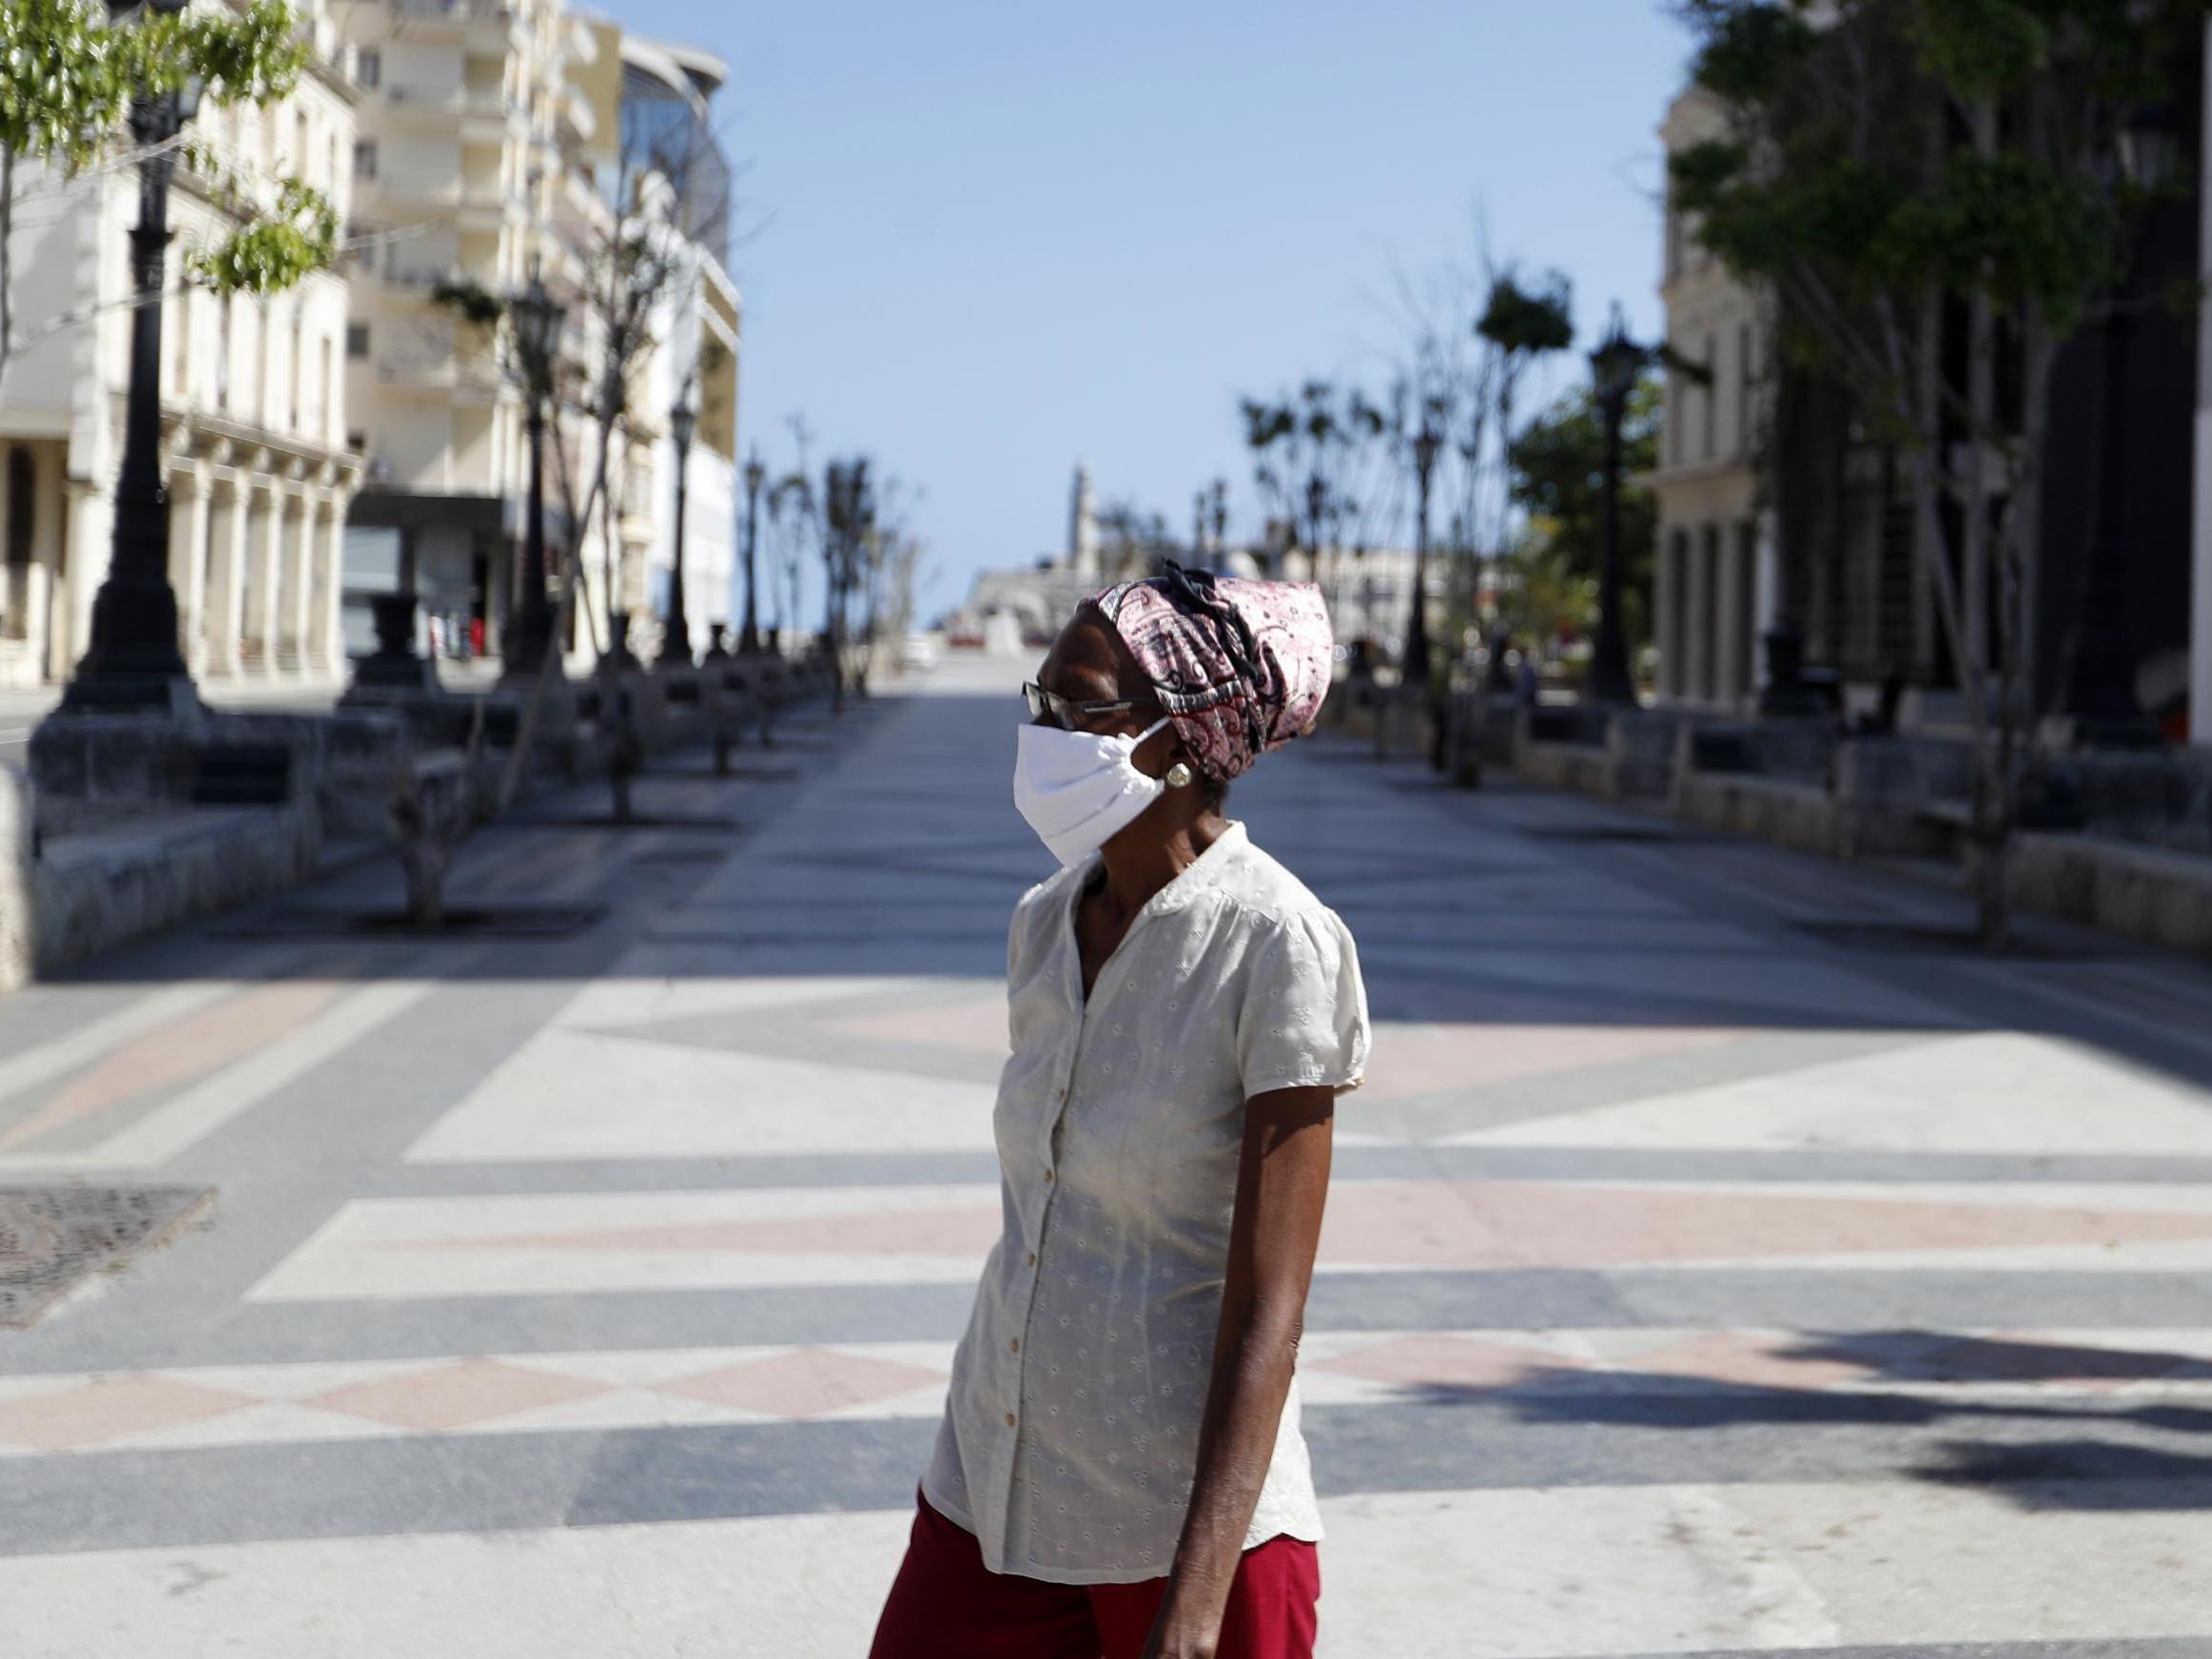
[1648,85,1772,713]
[0,0,364,691]
[331,0,597,659]
[331,2,741,669]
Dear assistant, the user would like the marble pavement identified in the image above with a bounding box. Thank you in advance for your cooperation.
[5,655,2212,1655]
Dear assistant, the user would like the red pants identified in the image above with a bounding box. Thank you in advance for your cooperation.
[868,1487,1320,1659]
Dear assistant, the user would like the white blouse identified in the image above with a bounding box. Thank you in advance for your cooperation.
[922,819,1371,1584]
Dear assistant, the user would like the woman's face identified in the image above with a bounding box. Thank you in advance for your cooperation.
[1033,615,1176,771]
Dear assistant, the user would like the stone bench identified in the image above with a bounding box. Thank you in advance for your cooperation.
[2009,830,2212,956]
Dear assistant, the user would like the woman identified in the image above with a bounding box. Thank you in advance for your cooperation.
[870,564,1371,1659]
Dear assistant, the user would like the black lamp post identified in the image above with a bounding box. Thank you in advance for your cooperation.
[2062,106,2178,747]
[502,268,561,677]
[56,0,204,716]
[738,450,765,654]
[1587,306,1646,705]
[1404,420,1440,689]
[1210,481,1228,564]
[656,397,696,670]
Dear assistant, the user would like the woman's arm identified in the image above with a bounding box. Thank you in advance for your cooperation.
[1142,1083,1336,1659]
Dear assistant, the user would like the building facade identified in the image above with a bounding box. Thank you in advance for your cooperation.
[601,34,740,664]
[0,0,364,691]
[330,0,595,661]
[1648,86,1772,715]
[1655,33,2210,742]
[330,1,742,670]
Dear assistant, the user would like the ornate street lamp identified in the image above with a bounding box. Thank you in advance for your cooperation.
[738,449,766,654]
[1587,305,1646,706]
[2063,104,2178,746]
[502,267,562,677]
[656,396,696,670]
[55,0,205,714]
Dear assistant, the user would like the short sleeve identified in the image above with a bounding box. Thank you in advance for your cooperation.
[1235,908,1370,1099]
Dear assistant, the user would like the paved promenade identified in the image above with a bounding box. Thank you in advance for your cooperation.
[7,655,2212,1656]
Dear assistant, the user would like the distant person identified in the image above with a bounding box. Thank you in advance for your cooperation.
[869,562,1369,1659]
[1516,649,1540,707]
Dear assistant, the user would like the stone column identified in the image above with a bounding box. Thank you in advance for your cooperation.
[1653,524,1678,701]
[170,465,212,678]
[286,488,313,675]
[1685,525,1716,706]
[1714,520,1750,709]
[204,479,246,681]
[242,479,278,673]
[1751,507,1782,694]
[307,494,343,676]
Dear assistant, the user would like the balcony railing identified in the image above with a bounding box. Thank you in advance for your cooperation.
[389,0,517,21]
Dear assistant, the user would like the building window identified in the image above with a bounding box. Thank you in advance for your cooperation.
[290,310,304,431]
[1737,323,1754,458]
[358,48,381,89]
[170,288,190,398]
[4,447,32,642]
[353,140,378,181]
[346,322,370,360]
[216,297,232,412]
[294,109,309,173]
[1702,333,1718,460]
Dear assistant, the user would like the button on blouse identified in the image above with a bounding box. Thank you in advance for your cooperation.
[921,820,1370,1585]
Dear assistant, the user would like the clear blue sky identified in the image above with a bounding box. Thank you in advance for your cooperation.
[616,0,1695,627]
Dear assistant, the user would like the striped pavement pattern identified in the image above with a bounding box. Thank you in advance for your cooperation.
[4,656,2212,1655]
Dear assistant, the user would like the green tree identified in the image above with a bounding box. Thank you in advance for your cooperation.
[1466,269,1576,614]
[1503,376,1662,657]
[0,0,336,395]
[1668,0,2207,944]
[1239,381,1390,585]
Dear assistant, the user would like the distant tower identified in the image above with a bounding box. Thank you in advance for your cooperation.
[1068,463,1099,578]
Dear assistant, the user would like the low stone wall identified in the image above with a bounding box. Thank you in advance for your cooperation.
[0,766,33,991]
[28,802,321,977]
[2009,831,2212,955]
[1516,737,1615,800]
[1673,770,1842,858]
[0,659,832,988]
[1508,707,1691,802]
[2046,748,2212,857]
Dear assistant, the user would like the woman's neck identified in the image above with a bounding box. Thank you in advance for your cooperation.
[1093,812,1229,918]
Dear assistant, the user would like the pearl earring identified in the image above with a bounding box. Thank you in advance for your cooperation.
[1165,761,1194,789]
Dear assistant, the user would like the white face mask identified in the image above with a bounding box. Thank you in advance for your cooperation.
[1013,715,1174,868]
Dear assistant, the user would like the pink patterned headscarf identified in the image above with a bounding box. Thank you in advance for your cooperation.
[1086,563,1335,783]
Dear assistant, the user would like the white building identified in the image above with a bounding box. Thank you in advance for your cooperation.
[600,33,740,664]
[331,0,597,660]
[1647,84,1772,714]
[0,0,364,691]
[331,2,741,670]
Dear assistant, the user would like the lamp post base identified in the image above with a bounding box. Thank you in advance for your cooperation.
[51,673,204,720]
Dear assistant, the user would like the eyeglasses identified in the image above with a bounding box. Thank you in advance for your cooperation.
[1021,680,1151,729]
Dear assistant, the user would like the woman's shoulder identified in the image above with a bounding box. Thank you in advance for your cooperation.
[1210,832,1354,942]
[1008,858,1087,946]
